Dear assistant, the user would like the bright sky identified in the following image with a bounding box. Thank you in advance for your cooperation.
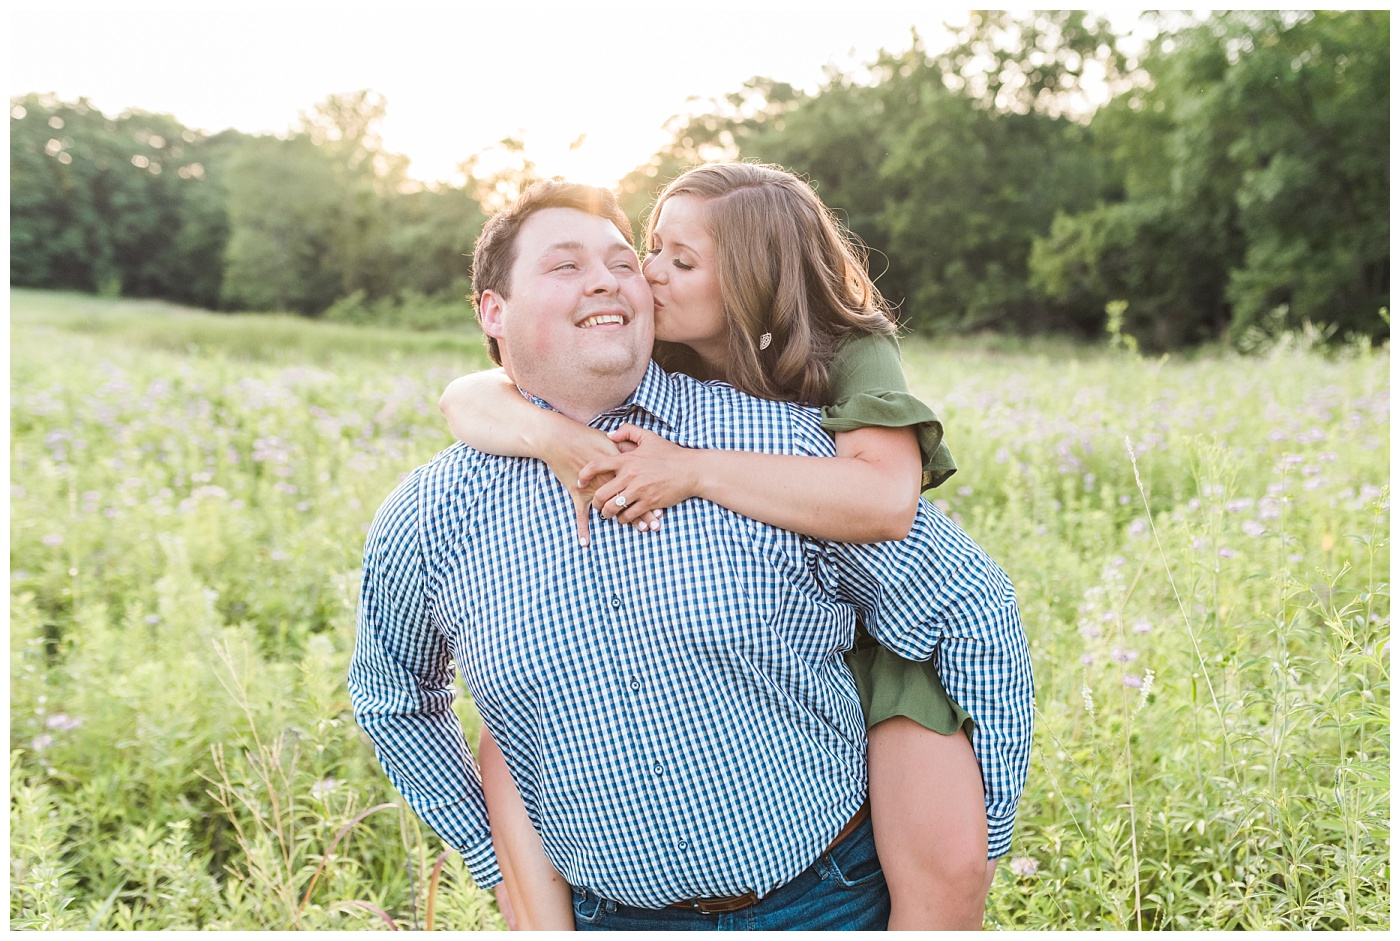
[8,3,995,188]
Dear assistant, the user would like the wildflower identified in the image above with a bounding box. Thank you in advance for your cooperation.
[957,486,973,497]
[1122,674,1144,688]
[1111,647,1139,663]
[1009,857,1039,877]
[1218,547,1236,558]
[995,448,1010,464]
[1288,553,1304,563]
[144,614,162,626]
[1119,495,1131,505]
[1134,669,1156,715]
[311,777,341,798]
[45,713,82,732]
[1080,654,1094,666]
[31,734,54,751]
[1225,498,1253,513]
[1242,520,1266,538]
[41,533,63,547]
[1083,473,1096,492]
[1132,620,1153,634]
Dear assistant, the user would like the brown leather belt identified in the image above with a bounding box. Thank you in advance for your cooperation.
[667,801,871,915]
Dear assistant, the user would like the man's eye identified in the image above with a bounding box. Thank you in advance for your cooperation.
[644,248,661,256]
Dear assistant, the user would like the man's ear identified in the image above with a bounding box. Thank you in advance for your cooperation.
[479,289,507,341]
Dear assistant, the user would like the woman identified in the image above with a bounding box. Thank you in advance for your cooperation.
[442,163,999,929]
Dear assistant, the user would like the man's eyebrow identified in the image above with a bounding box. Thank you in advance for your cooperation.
[540,240,585,254]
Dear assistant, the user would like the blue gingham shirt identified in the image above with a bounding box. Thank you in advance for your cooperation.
[349,362,1032,908]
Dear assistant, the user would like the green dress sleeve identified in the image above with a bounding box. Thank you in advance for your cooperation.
[820,332,957,491]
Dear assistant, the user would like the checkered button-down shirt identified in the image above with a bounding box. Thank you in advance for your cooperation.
[348,362,1033,908]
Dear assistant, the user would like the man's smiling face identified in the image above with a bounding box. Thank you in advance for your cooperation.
[479,206,655,419]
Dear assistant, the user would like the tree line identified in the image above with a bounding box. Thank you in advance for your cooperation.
[10,10,1389,349]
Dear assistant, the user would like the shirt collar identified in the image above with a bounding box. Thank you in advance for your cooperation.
[519,360,680,430]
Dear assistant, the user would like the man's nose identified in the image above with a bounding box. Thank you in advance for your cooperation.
[585,260,621,293]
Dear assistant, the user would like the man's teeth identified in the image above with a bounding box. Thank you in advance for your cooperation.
[580,314,625,328]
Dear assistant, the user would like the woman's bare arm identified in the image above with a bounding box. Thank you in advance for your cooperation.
[580,424,922,544]
[439,370,628,545]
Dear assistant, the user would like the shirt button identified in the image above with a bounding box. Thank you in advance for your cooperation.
[611,596,622,609]
[653,762,664,775]
[630,678,641,691]
[677,839,688,850]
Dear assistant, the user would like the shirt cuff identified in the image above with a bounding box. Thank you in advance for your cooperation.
[987,814,1016,860]
[459,836,503,890]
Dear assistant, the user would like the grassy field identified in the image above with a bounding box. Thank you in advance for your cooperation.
[9,289,1390,929]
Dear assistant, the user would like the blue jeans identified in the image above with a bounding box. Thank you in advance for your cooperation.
[573,814,889,930]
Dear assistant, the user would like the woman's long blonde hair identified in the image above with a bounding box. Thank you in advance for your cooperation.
[647,162,896,405]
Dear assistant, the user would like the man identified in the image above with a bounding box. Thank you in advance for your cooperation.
[348,182,1032,930]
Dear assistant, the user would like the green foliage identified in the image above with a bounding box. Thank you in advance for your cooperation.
[9,94,238,307]
[9,290,1390,928]
[621,10,1387,348]
[323,287,477,333]
[10,291,500,929]
[220,135,345,314]
[12,11,1388,347]
[1030,10,1390,349]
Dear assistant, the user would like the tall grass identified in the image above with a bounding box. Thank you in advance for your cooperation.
[9,290,1389,929]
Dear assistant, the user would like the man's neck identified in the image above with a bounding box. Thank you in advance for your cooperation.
[510,374,639,424]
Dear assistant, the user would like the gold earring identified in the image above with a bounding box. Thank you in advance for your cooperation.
[758,332,772,350]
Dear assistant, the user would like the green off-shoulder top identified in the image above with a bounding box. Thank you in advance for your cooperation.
[819,332,957,491]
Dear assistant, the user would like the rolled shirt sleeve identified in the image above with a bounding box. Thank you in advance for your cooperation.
[347,468,502,888]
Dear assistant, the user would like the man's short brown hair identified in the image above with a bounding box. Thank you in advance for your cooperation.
[471,181,634,365]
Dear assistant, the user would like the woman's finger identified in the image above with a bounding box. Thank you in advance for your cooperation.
[570,491,592,548]
[593,477,626,518]
[578,455,623,489]
[608,424,647,448]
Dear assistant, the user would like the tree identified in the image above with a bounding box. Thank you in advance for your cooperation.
[1030,11,1390,347]
[10,94,234,305]
[220,134,343,313]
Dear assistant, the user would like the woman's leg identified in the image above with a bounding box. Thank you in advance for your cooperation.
[478,726,575,930]
[867,717,990,930]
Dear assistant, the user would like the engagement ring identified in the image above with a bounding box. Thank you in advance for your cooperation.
[615,494,628,509]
